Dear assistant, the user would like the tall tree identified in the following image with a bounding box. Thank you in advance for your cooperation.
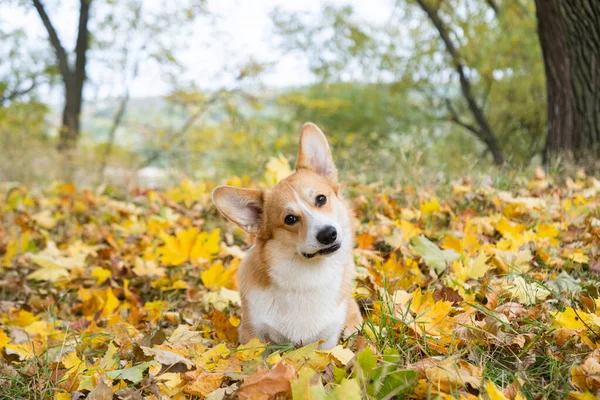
[32,0,91,153]
[534,0,600,162]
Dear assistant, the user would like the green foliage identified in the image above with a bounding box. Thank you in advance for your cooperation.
[272,0,546,165]
[0,0,550,186]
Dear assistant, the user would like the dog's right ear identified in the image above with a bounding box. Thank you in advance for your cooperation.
[212,186,263,234]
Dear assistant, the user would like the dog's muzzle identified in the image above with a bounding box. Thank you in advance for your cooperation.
[301,242,341,259]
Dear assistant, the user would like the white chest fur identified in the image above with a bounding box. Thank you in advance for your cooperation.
[244,249,349,348]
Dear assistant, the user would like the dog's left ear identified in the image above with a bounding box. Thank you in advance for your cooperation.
[295,122,338,183]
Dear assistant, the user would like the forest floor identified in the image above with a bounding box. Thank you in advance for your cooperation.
[0,162,599,400]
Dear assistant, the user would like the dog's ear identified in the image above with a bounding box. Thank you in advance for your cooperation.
[212,186,263,234]
[295,122,338,183]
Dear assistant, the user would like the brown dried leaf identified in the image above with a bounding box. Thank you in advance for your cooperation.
[238,362,297,400]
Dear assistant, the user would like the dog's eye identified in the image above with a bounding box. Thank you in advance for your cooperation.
[284,215,298,225]
[315,195,327,207]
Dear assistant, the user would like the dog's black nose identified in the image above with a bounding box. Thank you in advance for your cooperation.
[316,225,337,245]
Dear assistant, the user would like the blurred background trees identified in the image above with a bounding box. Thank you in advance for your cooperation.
[0,0,597,186]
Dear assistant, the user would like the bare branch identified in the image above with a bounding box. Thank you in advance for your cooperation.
[486,0,499,15]
[0,80,38,103]
[31,0,72,81]
[444,98,482,137]
[414,0,504,164]
[74,0,92,87]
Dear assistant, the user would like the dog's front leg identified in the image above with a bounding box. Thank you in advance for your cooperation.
[317,322,345,350]
[318,331,343,350]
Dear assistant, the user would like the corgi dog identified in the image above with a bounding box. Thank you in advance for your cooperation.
[212,123,362,350]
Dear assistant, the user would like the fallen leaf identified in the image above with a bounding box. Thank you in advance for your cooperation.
[238,362,296,400]
[411,235,459,274]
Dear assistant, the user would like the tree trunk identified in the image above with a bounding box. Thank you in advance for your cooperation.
[32,0,91,162]
[59,83,82,151]
[535,0,600,162]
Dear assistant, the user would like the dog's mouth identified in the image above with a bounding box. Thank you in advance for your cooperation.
[301,243,341,259]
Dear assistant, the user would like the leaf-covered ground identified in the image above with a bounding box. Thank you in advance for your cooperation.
[0,164,599,400]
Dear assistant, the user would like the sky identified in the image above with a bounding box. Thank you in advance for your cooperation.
[0,0,393,101]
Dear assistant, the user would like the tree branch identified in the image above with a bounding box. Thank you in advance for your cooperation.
[31,0,72,81]
[444,98,482,137]
[0,80,38,103]
[486,0,499,15]
[74,0,91,88]
[415,0,504,164]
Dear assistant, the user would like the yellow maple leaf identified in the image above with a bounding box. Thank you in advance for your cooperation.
[4,343,34,360]
[552,307,590,330]
[3,309,39,327]
[197,342,230,369]
[77,288,120,319]
[323,345,355,367]
[201,261,237,291]
[492,249,533,273]
[235,338,266,361]
[462,220,481,255]
[159,227,198,266]
[165,179,207,207]
[184,372,224,397]
[408,289,453,337]
[485,381,508,400]
[467,252,491,280]
[3,230,30,267]
[263,155,293,187]
[98,342,120,371]
[537,223,559,239]
[62,351,84,376]
[26,242,87,283]
[226,175,243,187]
[190,229,221,262]
[569,392,599,400]
[0,328,11,351]
[24,320,54,338]
[143,300,167,322]
[565,249,590,264]
[158,228,220,266]
[285,342,330,371]
[229,315,240,327]
[449,256,491,286]
[397,219,422,241]
[496,218,526,238]
[420,198,441,215]
[442,235,463,253]
[26,252,82,282]
[266,352,282,366]
[91,267,112,285]
[378,255,427,289]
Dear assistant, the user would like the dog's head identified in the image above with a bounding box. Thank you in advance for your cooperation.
[212,123,351,259]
